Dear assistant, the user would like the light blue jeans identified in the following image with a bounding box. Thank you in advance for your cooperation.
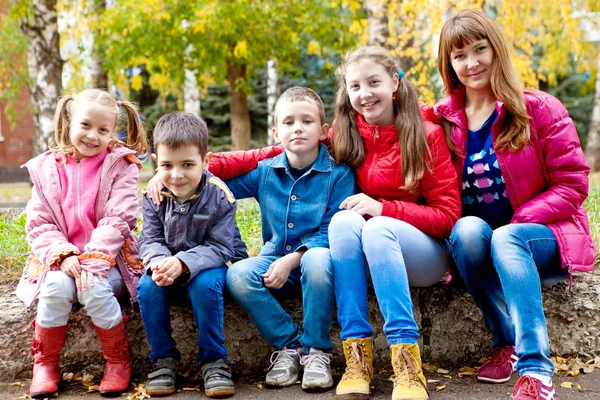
[226,247,334,353]
[37,267,126,329]
[449,216,567,376]
[329,210,449,345]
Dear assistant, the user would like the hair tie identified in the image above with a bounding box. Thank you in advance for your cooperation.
[397,71,405,79]
[117,101,122,108]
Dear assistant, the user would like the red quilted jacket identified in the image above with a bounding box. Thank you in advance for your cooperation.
[210,105,461,239]
[436,88,596,272]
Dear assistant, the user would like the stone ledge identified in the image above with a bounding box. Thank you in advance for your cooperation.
[1,270,599,381]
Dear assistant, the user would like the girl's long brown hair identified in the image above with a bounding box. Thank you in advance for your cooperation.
[52,88,149,158]
[438,9,530,152]
[333,46,429,191]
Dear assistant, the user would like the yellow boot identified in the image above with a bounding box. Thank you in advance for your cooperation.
[336,337,373,400]
[391,344,429,400]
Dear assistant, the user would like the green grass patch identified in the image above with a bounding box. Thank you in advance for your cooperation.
[0,213,29,282]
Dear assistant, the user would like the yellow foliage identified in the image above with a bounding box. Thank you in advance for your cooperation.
[233,40,249,60]
[131,75,143,92]
[307,41,322,56]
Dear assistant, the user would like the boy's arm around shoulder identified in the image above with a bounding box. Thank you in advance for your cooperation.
[139,194,172,272]
[300,165,357,250]
[223,163,263,201]
[209,145,284,179]
[173,179,239,283]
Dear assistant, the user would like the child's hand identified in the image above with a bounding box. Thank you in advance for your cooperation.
[60,255,81,279]
[151,256,184,287]
[263,252,303,289]
[146,173,165,206]
[340,193,383,217]
[77,270,103,291]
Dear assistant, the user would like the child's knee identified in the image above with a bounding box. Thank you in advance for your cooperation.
[301,248,333,287]
[226,262,261,298]
[40,271,76,300]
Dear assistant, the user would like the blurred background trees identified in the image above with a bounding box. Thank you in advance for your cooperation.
[1,0,598,164]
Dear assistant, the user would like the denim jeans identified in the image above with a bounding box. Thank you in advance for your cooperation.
[226,247,334,353]
[137,266,229,365]
[329,210,449,345]
[37,267,126,329]
[449,216,566,376]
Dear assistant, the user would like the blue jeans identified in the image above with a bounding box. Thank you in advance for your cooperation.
[226,247,334,353]
[329,210,449,345]
[449,217,567,376]
[137,266,229,365]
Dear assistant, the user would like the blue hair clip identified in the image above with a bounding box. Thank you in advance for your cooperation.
[397,71,405,79]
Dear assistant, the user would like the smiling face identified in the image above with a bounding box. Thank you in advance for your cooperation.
[450,39,494,95]
[156,144,208,202]
[273,100,328,168]
[69,103,116,160]
[345,58,399,126]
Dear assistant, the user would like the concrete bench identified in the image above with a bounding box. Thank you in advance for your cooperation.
[1,270,599,381]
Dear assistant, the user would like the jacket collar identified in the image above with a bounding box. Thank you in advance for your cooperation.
[269,143,333,173]
[436,87,506,131]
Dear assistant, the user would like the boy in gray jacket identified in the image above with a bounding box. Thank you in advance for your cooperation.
[138,112,247,398]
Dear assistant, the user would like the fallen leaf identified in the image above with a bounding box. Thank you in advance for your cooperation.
[257,383,263,390]
[583,365,595,374]
[577,384,584,392]
[427,379,441,383]
[436,368,450,374]
[182,387,199,391]
[62,372,73,382]
[82,373,95,386]
[443,374,453,379]
[422,363,438,372]
[435,384,447,391]
[87,385,99,392]
[561,382,574,389]
[458,366,477,377]
[10,382,22,387]
[567,370,580,377]
[242,369,252,375]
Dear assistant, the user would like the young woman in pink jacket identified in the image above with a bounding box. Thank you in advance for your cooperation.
[17,89,149,398]
[435,9,595,400]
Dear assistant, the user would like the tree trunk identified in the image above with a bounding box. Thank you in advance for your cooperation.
[90,0,108,89]
[266,59,280,145]
[184,68,201,116]
[585,51,600,172]
[20,0,63,155]
[226,60,251,150]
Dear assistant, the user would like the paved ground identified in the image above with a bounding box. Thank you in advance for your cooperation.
[2,369,600,400]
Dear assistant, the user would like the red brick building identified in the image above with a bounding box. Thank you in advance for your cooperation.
[0,2,34,183]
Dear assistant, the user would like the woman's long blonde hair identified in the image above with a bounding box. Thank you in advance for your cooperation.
[333,46,429,191]
[438,9,530,152]
[52,88,149,158]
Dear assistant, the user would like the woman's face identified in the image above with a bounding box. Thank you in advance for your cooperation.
[450,39,494,94]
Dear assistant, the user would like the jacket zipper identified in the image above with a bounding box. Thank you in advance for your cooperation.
[375,125,379,140]
[75,160,90,247]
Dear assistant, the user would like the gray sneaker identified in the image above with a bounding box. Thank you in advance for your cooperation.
[146,357,178,396]
[300,348,333,390]
[201,359,235,398]
[265,348,302,387]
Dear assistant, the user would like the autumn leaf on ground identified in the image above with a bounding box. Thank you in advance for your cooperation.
[126,384,151,400]
[458,366,477,377]
[561,382,574,389]
[182,387,199,391]
[62,372,73,382]
[436,368,450,374]
[82,373,95,386]
[422,363,438,372]
[436,384,447,391]
[427,379,441,383]
[257,383,263,390]
[10,382,22,387]
[87,385,99,392]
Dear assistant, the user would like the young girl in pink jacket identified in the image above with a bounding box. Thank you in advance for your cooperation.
[436,10,595,400]
[17,88,149,398]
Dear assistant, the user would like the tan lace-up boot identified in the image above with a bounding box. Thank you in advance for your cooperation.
[336,337,373,399]
[391,344,429,400]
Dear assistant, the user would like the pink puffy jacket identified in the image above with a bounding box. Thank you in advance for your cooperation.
[16,146,144,306]
[436,88,596,273]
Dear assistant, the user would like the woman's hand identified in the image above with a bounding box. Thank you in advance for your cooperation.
[340,193,383,217]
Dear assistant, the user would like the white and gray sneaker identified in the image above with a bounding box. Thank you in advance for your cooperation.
[265,348,302,387]
[300,348,333,390]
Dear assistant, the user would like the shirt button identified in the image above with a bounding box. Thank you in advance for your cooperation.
[180,207,185,212]
[285,245,292,251]
[288,223,294,228]
[291,195,297,200]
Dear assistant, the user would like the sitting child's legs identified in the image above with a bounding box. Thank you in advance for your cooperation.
[187,266,235,397]
[36,270,77,327]
[298,247,334,390]
[227,256,302,388]
[77,267,124,329]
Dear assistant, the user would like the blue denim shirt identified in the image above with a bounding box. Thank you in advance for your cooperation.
[226,144,357,256]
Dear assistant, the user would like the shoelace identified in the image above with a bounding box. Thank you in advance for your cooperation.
[392,347,428,391]
[269,348,299,371]
[300,352,332,373]
[488,347,514,366]
[342,342,373,381]
[513,376,539,398]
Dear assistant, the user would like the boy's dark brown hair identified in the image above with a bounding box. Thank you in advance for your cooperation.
[153,112,209,158]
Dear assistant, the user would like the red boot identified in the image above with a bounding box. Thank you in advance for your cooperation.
[94,319,131,397]
[29,321,67,398]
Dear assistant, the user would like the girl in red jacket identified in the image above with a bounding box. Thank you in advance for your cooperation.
[436,10,594,400]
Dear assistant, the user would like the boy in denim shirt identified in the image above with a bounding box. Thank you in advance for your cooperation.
[138,112,247,397]
[225,87,356,391]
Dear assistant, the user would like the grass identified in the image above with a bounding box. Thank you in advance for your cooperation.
[1,173,599,282]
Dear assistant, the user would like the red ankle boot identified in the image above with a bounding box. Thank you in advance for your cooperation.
[29,321,67,398]
[94,319,131,397]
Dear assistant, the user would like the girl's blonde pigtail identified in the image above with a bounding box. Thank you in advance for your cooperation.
[119,100,150,159]
[51,95,74,151]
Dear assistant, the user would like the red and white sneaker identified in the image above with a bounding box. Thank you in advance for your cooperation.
[478,346,518,383]
[512,375,555,400]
